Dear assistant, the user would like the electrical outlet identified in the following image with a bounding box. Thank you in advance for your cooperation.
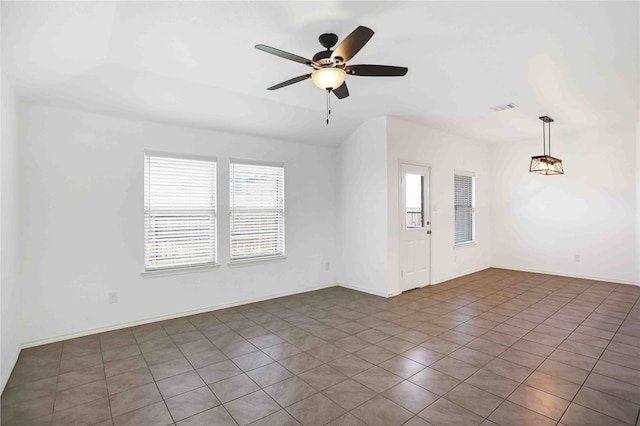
[574,255,581,263]
[325,262,330,271]
[454,256,457,263]
[108,292,118,304]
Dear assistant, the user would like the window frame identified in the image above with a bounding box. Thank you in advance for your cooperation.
[229,159,285,264]
[143,150,218,274]
[454,170,476,246]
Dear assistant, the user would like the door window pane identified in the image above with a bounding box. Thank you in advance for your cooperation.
[406,173,424,228]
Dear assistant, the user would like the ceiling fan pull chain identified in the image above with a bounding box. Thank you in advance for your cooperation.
[326,89,330,124]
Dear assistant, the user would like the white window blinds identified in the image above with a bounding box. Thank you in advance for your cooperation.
[454,173,475,244]
[230,161,284,261]
[144,152,217,271]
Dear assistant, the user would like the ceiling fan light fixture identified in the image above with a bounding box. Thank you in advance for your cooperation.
[311,67,346,90]
[255,26,407,124]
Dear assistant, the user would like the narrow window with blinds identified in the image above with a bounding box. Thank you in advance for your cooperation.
[230,161,285,262]
[144,152,217,271]
[454,173,475,245]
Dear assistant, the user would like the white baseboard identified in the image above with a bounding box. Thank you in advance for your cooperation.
[337,282,399,298]
[1,346,22,394]
[21,282,338,348]
[430,265,492,286]
[491,264,639,286]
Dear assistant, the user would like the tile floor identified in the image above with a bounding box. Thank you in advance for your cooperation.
[3,268,640,425]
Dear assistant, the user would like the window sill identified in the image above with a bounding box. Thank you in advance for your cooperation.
[228,255,287,268]
[141,263,220,278]
[454,241,476,249]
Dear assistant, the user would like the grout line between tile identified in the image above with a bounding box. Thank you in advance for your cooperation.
[475,278,623,425]
[554,290,640,425]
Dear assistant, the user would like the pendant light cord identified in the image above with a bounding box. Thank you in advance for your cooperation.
[542,120,546,156]
[541,119,553,156]
[548,121,551,156]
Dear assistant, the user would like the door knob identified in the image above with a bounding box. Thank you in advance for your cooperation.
[427,230,432,234]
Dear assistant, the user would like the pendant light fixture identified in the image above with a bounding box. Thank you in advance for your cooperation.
[530,116,564,175]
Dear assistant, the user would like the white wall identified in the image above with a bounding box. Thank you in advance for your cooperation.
[336,117,391,296]
[491,121,638,284]
[387,117,493,293]
[18,103,338,345]
[1,74,22,390]
[9,103,640,354]
[637,121,640,285]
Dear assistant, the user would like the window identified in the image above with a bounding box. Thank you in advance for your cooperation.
[230,160,284,262]
[144,151,217,271]
[454,172,475,245]
[405,173,425,228]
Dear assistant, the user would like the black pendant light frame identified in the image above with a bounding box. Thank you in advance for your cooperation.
[530,116,564,175]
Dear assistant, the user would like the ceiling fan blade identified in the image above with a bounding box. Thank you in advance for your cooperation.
[255,44,318,68]
[267,74,311,90]
[333,82,349,99]
[331,26,374,63]
[346,64,408,77]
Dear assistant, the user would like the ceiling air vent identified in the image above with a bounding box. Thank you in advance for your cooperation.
[490,103,518,112]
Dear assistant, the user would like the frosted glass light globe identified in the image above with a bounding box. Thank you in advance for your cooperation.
[311,68,346,90]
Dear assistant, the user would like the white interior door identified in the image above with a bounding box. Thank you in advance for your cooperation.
[400,164,431,292]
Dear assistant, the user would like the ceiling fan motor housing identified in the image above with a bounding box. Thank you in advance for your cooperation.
[315,33,344,66]
[312,50,338,66]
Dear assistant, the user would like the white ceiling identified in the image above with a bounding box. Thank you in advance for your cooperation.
[2,1,638,146]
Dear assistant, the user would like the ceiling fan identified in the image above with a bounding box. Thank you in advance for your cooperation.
[255,25,408,122]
